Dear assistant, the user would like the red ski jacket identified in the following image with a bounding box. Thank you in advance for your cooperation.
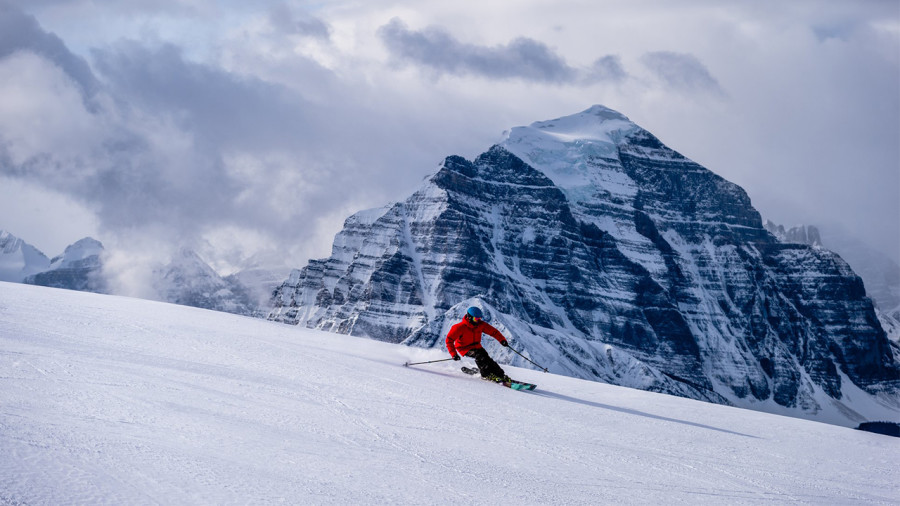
[446,318,508,357]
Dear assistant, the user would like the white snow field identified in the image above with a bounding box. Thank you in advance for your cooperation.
[1,282,897,505]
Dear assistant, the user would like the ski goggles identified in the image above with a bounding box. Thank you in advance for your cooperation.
[469,315,482,322]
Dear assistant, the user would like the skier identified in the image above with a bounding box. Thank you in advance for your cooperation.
[446,306,510,382]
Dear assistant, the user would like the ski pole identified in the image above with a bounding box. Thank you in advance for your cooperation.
[508,346,549,372]
[403,357,456,367]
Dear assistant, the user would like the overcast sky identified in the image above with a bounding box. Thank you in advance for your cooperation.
[0,0,897,287]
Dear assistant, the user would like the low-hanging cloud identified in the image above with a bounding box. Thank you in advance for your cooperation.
[641,51,724,95]
[0,4,468,272]
[0,3,338,258]
[378,17,623,85]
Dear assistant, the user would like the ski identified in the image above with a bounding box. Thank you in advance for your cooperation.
[505,380,537,391]
[460,366,536,391]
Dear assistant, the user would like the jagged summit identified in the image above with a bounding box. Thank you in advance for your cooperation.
[269,106,899,426]
[763,220,822,248]
[0,230,51,282]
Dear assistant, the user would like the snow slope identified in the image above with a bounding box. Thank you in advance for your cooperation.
[1,282,897,505]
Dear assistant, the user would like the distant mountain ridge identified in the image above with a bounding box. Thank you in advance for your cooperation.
[0,230,277,317]
[268,105,899,425]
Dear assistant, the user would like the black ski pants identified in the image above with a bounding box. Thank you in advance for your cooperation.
[465,347,506,378]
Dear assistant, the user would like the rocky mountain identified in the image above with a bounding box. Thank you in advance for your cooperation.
[0,230,50,282]
[764,219,900,314]
[820,230,900,316]
[24,237,108,293]
[1,231,106,293]
[269,105,899,424]
[763,219,900,350]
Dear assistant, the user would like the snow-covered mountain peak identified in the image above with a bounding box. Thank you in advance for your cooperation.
[526,104,634,141]
[502,105,638,171]
[499,105,646,197]
[503,104,638,148]
[49,237,104,269]
[0,230,50,282]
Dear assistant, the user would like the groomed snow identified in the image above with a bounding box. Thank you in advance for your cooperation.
[1,282,897,505]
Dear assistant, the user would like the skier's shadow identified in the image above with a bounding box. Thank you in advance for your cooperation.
[533,390,760,439]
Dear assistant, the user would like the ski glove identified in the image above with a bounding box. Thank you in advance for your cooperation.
[501,341,509,347]
[452,355,461,361]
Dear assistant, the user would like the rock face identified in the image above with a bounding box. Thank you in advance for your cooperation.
[820,228,900,315]
[763,219,900,358]
[269,105,899,424]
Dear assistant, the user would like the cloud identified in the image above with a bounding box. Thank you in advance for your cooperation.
[0,7,454,272]
[0,51,105,167]
[0,2,99,103]
[0,21,333,263]
[377,17,621,85]
[0,0,897,278]
[91,41,328,150]
[640,51,724,95]
[585,55,628,84]
[67,41,355,245]
[268,3,331,40]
